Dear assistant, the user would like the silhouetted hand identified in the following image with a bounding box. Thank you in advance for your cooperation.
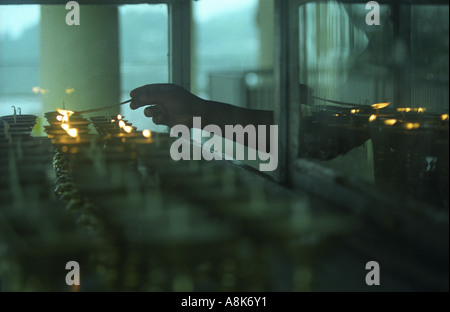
[130,83,207,127]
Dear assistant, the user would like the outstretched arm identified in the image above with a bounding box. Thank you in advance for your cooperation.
[129,83,274,146]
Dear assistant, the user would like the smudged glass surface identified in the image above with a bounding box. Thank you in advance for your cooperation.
[298,1,449,209]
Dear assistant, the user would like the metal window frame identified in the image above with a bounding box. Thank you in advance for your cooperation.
[168,0,191,91]
[273,0,300,185]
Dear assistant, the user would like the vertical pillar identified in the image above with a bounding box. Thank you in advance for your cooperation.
[190,2,197,95]
[274,0,300,184]
[257,0,275,70]
[40,5,120,117]
[169,0,191,91]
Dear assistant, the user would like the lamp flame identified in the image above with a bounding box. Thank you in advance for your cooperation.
[405,123,420,130]
[57,109,75,117]
[369,114,377,122]
[123,126,133,134]
[142,129,152,138]
[384,119,397,126]
[397,107,426,114]
[371,102,391,110]
[67,128,78,137]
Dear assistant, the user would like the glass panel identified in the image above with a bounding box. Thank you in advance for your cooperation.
[298,1,449,209]
[0,5,41,117]
[192,0,273,110]
[191,0,275,172]
[0,4,169,133]
[119,4,169,132]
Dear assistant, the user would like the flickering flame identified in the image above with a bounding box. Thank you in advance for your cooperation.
[396,107,426,114]
[384,119,397,126]
[55,108,78,137]
[441,114,449,121]
[371,102,391,110]
[369,114,377,122]
[118,120,126,128]
[57,109,75,117]
[111,119,116,123]
[32,86,41,94]
[123,126,133,133]
[350,109,360,114]
[56,109,74,124]
[405,123,420,130]
[142,129,152,138]
[67,128,78,137]
[117,114,123,120]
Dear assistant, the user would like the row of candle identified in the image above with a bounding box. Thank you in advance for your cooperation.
[326,102,449,132]
[91,113,155,145]
[40,108,350,291]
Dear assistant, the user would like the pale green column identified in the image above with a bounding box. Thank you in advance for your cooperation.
[257,0,274,69]
[40,5,120,117]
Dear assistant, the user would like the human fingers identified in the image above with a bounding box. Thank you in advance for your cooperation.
[130,83,175,98]
[130,94,164,110]
[129,84,175,109]
[143,105,170,126]
[144,105,161,118]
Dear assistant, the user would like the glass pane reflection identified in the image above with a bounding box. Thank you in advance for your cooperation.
[298,1,449,209]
